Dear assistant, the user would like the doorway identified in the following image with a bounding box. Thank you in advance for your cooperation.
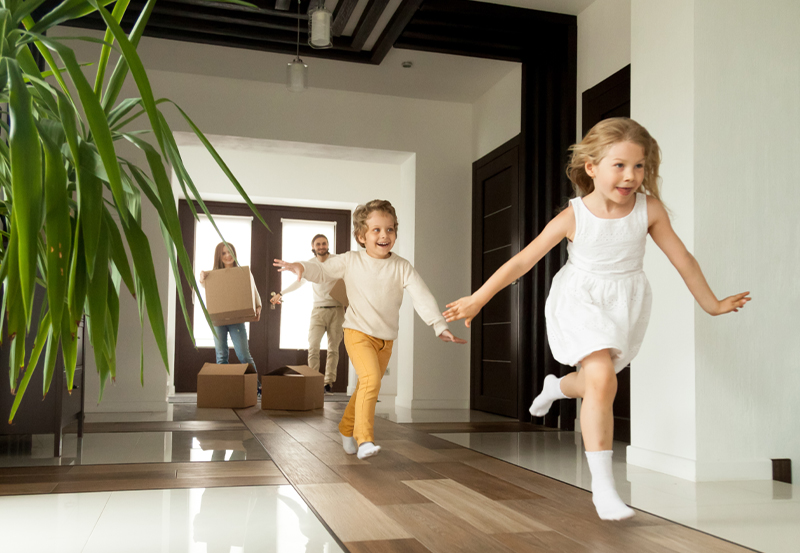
[173,200,351,393]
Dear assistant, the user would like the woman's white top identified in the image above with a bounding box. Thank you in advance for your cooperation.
[300,250,449,341]
[545,193,653,373]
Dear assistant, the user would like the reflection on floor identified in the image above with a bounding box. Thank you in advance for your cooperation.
[436,430,799,553]
[0,485,344,553]
[0,430,270,467]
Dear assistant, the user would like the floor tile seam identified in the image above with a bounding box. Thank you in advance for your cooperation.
[78,491,113,553]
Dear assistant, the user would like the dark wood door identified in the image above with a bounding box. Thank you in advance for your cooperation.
[580,64,632,442]
[174,201,351,393]
[470,137,521,418]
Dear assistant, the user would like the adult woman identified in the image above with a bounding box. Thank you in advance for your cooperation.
[200,242,261,372]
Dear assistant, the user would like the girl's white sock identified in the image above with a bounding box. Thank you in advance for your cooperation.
[340,432,357,455]
[529,374,568,417]
[585,450,635,521]
[357,442,381,460]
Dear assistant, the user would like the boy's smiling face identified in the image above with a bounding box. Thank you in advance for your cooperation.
[360,211,396,259]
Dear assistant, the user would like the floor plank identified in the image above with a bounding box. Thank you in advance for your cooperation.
[423,462,545,501]
[256,432,345,485]
[344,538,433,553]
[298,483,413,542]
[380,441,453,463]
[401,422,557,434]
[381,503,517,553]
[332,464,434,506]
[492,531,593,553]
[403,479,549,534]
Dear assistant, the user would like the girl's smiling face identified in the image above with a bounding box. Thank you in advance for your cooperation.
[360,211,397,259]
[585,141,645,204]
[221,246,235,268]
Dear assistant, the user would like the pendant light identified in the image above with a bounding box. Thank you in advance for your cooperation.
[308,0,332,49]
[287,0,308,92]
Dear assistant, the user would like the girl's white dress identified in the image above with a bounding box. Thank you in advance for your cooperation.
[545,193,652,373]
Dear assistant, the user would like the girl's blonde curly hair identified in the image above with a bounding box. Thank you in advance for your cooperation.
[353,200,398,247]
[567,117,663,201]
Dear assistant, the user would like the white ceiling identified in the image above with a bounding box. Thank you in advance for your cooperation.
[54,0,595,104]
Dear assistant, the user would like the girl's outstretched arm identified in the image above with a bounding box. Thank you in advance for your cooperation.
[444,206,573,327]
[647,197,751,315]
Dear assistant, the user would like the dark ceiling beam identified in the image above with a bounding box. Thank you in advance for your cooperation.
[60,17,372,63]
[349,0,390,51]
[393,35,523,63]
[369,0,423,64]
[331,0,358,37]
[152,2,300,32]
[167,0,311,18]
[415,0,574,26]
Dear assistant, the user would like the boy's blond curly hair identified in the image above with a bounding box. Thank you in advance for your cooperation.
[353,200,398,247]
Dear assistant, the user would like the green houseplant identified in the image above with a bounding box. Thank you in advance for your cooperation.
[0,0,267,421]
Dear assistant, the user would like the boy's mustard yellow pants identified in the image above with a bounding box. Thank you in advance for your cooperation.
[338,329,394,445]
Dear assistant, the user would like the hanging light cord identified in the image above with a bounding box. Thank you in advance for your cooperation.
[296,1,300,59]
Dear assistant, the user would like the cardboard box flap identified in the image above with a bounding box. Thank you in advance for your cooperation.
[198,362,255,376]
[329,279,348,308]
[266,365,322,378]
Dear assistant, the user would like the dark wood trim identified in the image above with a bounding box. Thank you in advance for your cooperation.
[350,0,391,51]
[582,64,630,136]
[332,0,359,37]
[370,0,424,63]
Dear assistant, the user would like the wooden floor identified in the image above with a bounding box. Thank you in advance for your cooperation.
[240,404,754,553]
[0,405,755,552]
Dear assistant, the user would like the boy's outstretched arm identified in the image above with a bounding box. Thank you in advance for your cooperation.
[273,259,305,281]
[647,197,751,315]
[444,206,573,327]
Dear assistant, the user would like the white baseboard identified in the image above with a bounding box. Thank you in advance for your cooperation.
[84,401,169,413]
[626,446,772,482]
[407,398,470,410]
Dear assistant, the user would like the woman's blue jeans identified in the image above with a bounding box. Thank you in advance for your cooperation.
[213,323,256,369]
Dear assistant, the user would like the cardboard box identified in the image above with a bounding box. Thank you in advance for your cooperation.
[261,365,324,411]
[329,279,349,308]
[197,363,258,408]
[205,266,259,326]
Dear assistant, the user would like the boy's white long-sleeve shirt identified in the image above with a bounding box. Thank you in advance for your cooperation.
[280,254,341,307]
[299,250,448,341]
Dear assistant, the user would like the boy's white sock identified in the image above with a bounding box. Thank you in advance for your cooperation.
[357,442,381,460]
[529,374,568,417]
[585,450,635,521]
[340,432,357,455]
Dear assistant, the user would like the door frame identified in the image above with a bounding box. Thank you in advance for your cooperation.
[173,200,351,393]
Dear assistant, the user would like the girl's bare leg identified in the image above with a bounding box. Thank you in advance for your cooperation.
[565,349,634,521]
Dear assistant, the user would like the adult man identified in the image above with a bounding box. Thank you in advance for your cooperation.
[270,234,344,393]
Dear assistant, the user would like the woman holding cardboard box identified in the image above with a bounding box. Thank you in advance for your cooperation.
[200,243,261,373]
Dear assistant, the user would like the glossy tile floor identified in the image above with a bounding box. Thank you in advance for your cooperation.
[437,430,799,553]
[0,429,269,467]
[0,485,345,553]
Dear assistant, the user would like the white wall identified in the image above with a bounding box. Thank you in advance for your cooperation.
[692,0,800,483]
[629,0,800,483]
[576,0,631,141]
[61,28,475,411]
[472,66,521,160]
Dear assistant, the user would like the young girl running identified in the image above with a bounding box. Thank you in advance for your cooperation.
[274,200,466,460]
[444,118,750,521]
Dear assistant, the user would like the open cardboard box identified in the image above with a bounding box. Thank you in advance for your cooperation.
[204,266,259,326]
[261,365,324,411]
[329,279,348,308]
[197,363,258,408]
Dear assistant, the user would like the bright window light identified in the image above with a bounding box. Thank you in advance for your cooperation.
[279,219,336,350]
[193,214,253,348]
